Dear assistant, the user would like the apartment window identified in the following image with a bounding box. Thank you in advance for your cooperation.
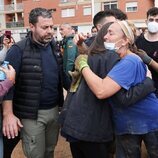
[60,0,68,3]
[126,2,138,12]
[0,5,4,11]
[103,1,117,10]
[60,0,78,2]
[83,6,91,16]
[61,8,75,17]
[11,0,14,4]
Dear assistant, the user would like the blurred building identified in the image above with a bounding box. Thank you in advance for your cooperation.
[0,0,157,40]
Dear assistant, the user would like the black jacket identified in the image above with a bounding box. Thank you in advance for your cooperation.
[12,36,70,119]
[60,51,120,142]
[59,50,155,142]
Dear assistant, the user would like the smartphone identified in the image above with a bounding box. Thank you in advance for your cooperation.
[5,31,11,40]
[0,35,4,50]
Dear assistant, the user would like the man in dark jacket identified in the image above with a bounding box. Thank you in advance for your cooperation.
[2,7,70,158]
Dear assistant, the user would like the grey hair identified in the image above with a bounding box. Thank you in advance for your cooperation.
[60,23,72,29]
[29,7,52,25]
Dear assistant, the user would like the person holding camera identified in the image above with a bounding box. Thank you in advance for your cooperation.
[0,31,15,62]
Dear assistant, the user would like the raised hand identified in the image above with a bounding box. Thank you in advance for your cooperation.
[75,54,89,72]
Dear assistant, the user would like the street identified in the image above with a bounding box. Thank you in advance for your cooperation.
[12,135,72,158]
[12,134,148,158]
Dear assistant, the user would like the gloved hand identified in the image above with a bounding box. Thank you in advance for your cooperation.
[69,70,82,92]
[75,54,89,72]
[136,49,152,65]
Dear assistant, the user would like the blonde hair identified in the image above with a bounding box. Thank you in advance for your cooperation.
[115,20,143,54]
[116,20,137,45]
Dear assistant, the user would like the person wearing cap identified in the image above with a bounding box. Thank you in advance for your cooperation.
[73,20,158,157]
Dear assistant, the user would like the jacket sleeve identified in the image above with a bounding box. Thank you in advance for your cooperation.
[111,77,156,106]
[3,45,22,100]
[65,40,78,73]
[0,79,13,99]
[63,71,71,90]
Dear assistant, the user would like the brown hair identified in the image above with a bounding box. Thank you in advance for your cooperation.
[88,22,113,55]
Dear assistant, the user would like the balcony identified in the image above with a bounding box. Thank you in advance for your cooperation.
[59,0,90,7]
[6,21,24,28]
[0,3,23,13]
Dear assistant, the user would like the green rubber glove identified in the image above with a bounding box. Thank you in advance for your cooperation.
[69,70,82,92]
[75,54,89,72]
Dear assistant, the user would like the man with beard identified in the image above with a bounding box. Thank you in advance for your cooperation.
[135,7,158,97]
[2,7,70,158]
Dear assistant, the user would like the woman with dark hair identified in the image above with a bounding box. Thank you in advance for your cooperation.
[59,22,155,158]
[74,20,158,158]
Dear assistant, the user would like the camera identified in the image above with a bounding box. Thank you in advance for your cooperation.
[0,35,4,50]
[0,35,4,45]
[4,31,11,40]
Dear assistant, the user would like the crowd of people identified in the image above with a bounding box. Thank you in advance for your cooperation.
[0,6,158,158]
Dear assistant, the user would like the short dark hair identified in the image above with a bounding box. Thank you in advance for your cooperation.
[93,10,115,27]
[93,9,127,27]
[29,7,52,25]
[112,8,127,20]
[147,7,158,18]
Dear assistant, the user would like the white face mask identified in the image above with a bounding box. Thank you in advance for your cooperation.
[104,39,122,51]
[104,42,116,51]
[147,21,158,33]
[91,32,97,37]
